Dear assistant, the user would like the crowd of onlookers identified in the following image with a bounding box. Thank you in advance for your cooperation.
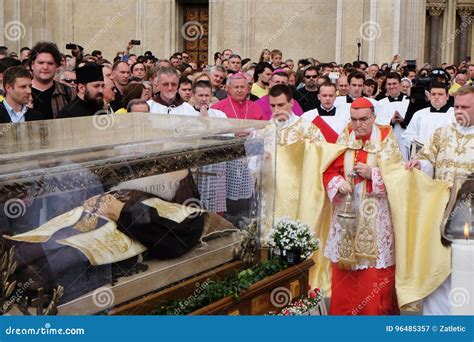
[0,40,472,125]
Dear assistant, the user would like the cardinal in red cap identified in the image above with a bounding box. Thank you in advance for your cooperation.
[321,89,404,316]
[350,96,374,110]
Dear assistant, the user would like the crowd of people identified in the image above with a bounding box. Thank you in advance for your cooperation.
[0,40,473,316]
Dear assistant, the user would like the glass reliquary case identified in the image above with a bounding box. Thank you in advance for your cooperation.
[0,114,276,315]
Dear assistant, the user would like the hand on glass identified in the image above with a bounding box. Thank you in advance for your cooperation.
[353,162,372,179]
[405,159,421,170]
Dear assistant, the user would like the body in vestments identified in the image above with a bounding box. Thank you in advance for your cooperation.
[322,97,403,315]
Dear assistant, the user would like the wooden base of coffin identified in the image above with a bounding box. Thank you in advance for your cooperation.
[55,234,240,315]
[109,258,315,315]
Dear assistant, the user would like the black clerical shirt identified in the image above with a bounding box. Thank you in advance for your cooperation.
[57,97,103,119]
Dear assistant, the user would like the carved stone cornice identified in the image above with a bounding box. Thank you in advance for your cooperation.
[457,4,474,18]
[427,3,447,17]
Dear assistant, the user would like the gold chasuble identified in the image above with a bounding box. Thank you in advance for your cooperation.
[272,115,346,293]
[380,163,451,311]
[383,123,474,311]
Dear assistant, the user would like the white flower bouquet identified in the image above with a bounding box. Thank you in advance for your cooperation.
[269,218,319,260]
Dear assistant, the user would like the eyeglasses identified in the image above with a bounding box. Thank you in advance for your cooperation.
[431,69,446,75]
[305,75,318,79]
[63,79,76,84]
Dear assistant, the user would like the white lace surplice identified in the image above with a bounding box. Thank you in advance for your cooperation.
[324,167,395,270]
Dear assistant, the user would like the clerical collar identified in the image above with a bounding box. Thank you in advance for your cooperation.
[388,93,405,102]
[153,92,184,107]
[430,103,451,113]
[318,105,336,116]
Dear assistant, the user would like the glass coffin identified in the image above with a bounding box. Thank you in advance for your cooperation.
[0,114,276,315]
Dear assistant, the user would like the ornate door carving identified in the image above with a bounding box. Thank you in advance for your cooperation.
[182,5,209,68]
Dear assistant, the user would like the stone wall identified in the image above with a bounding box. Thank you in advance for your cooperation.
[0,0,472,65]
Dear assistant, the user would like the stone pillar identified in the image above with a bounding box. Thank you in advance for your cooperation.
[427,3,446,67]
[0,0,4,46]
[457,5,473,64]
[399,0,425,64]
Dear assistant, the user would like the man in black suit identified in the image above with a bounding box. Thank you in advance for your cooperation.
[0,66,44,124]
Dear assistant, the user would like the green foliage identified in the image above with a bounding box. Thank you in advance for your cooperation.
[152,258,287,315]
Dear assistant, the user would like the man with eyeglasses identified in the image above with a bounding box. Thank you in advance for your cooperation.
[57,63,105,118]
[322,97,403,315]
[297,66,321,112]
[181,52,190,64]
[147,67,196,116]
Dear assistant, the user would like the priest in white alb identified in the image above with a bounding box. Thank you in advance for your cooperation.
[301,82,350,143]
[375,72,410,160]
[402,82,455,158]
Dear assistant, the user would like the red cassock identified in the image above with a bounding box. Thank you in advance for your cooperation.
[322,126,399,315]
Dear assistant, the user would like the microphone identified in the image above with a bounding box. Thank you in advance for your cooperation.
[356,39,361,47]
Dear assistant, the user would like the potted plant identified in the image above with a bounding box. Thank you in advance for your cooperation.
[269,218,319,265]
